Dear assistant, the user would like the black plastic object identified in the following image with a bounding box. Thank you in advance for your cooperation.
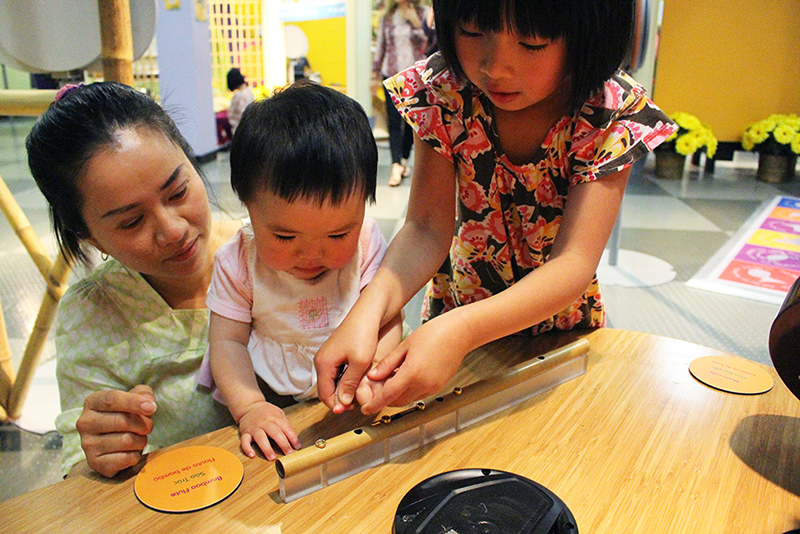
[769,276,800,402]
[393,468,578,534]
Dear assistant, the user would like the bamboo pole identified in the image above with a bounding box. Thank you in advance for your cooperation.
[6,253,71,419]
[0,294,13,413]
[0,173,53,280]
[98,0,134,85]
[0,170,72,421]
[0,90,57,116]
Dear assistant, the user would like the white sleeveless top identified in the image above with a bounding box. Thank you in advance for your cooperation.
[200,218,386,400]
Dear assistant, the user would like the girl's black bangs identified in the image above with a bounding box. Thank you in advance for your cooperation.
[457,0,568,39]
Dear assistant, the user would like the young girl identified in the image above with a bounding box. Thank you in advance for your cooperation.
[316,0,677,414]
[199,82,403,460]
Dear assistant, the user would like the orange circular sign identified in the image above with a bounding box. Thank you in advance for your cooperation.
[689,355,774,395]
[134,446,243,513]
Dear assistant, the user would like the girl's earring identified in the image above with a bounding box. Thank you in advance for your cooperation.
[101,252,109,261]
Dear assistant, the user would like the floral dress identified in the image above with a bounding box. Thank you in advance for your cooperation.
[386,53,676,334]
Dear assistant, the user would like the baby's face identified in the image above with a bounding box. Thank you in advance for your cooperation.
[246,190,365,280]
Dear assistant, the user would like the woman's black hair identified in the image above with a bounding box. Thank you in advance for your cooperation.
[229,80,377,207]
[227,68,246,92]
[433,0,635,112]
[26,82,199,266]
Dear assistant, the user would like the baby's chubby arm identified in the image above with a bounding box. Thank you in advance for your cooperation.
[208,312,301,460]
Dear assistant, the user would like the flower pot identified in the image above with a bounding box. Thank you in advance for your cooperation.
[654,151,686,180]
[756,153,798,183]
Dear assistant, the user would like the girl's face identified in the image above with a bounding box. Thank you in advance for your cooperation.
[455,22,569,112]
[79,128,213,283]
[247,190,366,281]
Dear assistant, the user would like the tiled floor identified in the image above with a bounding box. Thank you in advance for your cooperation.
[2,114,799,502]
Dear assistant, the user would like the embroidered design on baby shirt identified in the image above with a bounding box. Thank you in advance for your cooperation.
[299,297,329,330]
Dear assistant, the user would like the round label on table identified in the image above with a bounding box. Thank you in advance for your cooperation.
[134,446,243,513]
[689,355,774,395]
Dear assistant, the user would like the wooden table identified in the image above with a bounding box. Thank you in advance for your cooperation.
[4,329,800,533]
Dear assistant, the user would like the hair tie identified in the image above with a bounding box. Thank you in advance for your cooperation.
[54,84,84,102]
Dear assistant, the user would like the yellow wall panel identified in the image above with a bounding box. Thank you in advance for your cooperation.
[654,0,800,142]
[293,17,347,88]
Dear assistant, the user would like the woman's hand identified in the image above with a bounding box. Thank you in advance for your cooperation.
[360,311,473,414]
[76,384,157,478]
[236,400,301,461]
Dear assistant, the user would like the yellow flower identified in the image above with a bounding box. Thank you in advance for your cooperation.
[671,112,702,132]
[760,118,777,132]
[700,126,718,158]
[706,138,718,158]
[676,132,700,155]
[783,114,800,130]
[744,123,770,144]
[252,85,272,101]
[742,114,800,155]
[664,112,717,156]
[774,124,796,144]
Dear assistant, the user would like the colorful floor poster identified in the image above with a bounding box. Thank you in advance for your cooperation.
[687,196,800,304]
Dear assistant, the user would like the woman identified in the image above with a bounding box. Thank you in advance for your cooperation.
[373,0,431,186]
[26,82,239,478]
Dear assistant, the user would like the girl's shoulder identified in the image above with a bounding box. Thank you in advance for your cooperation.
[567,72,675,178]
[392,53,467,110]
[576,71,654,128]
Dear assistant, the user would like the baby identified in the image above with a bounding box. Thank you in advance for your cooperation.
[200,82,403,459]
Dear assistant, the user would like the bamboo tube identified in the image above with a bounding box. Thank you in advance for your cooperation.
[277,338,590,480]
[7,253,71,419]
[0,173,54,280]
[0,90,57,116]
[98,0,134,86]
[0,295,13,410]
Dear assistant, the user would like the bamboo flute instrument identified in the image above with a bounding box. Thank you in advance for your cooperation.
[277,338,590,502]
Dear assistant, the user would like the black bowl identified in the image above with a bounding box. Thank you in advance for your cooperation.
[394,468,577,534]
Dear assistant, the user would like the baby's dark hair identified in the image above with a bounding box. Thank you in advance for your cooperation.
[26,82,197,266]
[230,81,377,207]
[433,0,635,112]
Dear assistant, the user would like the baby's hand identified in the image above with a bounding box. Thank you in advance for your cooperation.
[237,401,301,460]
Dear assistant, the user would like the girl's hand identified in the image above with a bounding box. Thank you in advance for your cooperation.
[360,313,473,414]
[354,373,382,409]
[315,309,382,414]
[237,401,301,461]
[76,384,157,478]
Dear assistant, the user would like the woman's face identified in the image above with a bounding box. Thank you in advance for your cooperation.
[79,128,213,285]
